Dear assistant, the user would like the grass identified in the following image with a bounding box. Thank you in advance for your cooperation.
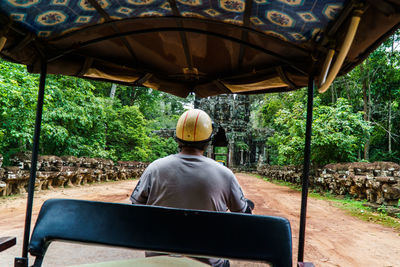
[0,194,21,201]
[251,174,400,232]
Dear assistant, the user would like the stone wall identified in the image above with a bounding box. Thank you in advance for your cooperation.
[257,162,400,207]
[0,152,148,197]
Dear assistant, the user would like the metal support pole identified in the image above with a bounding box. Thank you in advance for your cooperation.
[297,77,314,263]
[15,60,47,267]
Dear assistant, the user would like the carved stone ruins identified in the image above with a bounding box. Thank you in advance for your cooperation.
[0,152,148,197]
[257,162,400,209]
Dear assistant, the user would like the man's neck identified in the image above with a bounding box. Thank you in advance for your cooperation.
[179,147,204,156]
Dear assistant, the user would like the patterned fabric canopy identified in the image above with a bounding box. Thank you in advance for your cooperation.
[1,0,345,43]
[0,1,399,97]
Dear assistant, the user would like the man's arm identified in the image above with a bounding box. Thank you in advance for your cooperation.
[130,167,152,204]
[228,174,254,213]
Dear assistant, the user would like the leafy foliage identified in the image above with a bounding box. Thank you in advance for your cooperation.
[310,98,371,165]
[106,104,149,161]
[0,60,181,164]
[147,135,179,162]
[0,31,399,167]
[257,30,400,166]
[0,61,38,162]
[260,92,370,166]
[42,75,109,158]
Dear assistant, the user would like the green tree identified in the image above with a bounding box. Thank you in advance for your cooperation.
[325,32,400,162]
[257,31,400,165]
[0,59,180,163]
[41,75,111,158]
[147,135,178,162]
[260,93,370,166]
[106,105,150,161]
[0,60,38,162]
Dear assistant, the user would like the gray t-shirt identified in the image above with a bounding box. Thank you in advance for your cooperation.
[130,154,248,267]
[130,154,247,213]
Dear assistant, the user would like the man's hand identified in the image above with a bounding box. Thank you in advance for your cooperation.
[244,199,255,214]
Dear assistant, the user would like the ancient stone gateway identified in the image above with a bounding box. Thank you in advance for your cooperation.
[195,94,267,169]
[152,95,269,169]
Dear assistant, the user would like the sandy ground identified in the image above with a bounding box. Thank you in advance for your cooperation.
[1,173,399,267]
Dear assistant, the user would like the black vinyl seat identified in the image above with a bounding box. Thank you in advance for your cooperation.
[29,199,292,267]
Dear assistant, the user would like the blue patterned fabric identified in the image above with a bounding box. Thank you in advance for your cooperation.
[0,0,347,42]
[250,0,344,42]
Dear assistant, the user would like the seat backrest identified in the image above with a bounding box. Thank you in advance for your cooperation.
[29,199,292,267]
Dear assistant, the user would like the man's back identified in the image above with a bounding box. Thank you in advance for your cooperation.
[130,109,251,267]
[130,154,246,213]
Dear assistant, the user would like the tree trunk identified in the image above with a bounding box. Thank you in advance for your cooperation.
[109,84,117,99]
[228,141,234,168]
[360,60,370,160]
[345,79,351,100]
[388,36,394,154]
[388,100,392,154]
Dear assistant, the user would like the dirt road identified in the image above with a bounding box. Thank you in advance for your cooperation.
[1,173,399,266]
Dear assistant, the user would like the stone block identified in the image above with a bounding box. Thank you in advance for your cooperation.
[353,175,366,184]
[0,180,6,196]
[4,166,21,180]
[73,174,84,186]
[324,168,335,174]
[373,170,381,176]
[10,152,35,170]
[61,156,81,167]
[354,168,362,175]
[382,184,400,200]
[366,189,376,203]
[375,176,396,183]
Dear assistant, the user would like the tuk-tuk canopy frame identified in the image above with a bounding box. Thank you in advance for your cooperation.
[0,0,399,97]
[0,0,399,266]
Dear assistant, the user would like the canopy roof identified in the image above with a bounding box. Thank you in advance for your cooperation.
[0,0,399,97]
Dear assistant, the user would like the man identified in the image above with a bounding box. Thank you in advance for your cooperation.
[130,109,254,266]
